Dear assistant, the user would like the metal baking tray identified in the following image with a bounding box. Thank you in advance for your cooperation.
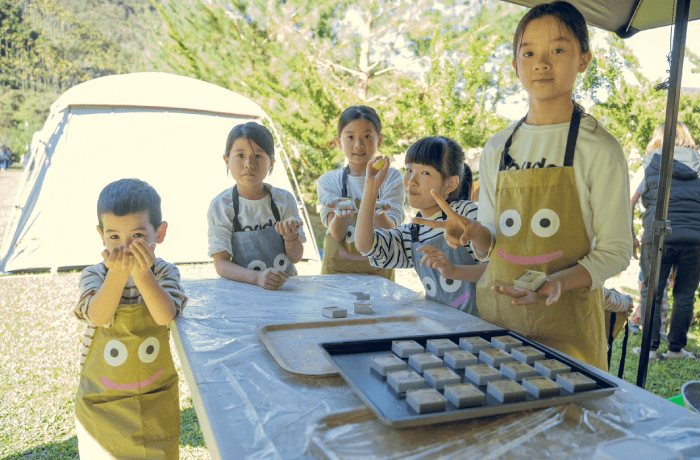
[256,315,452,376]
[320,330,618,427]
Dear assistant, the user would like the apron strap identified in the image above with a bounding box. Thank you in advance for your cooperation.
[498,104,583,172]
[410,211,447,243]
[607,311,617,366]
[231,184,282,233]
[341,166,349,198]
[618,321,629,379]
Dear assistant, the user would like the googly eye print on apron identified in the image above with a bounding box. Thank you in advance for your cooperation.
[321,166,394,281]
[229,184,297,276]
[75,302,179,459]
[475,107,607,370]
[409,221,479,317]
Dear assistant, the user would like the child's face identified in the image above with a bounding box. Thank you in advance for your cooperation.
[512,15,591,107]
[403,163,458,215]
[338,119,383,168]
[97,212,166,252]
[224,137,274,189]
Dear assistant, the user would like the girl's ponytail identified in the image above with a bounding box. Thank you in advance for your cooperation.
[458,163,473,201]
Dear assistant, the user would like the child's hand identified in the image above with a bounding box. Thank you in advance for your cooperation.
[366,156,390,189]
[416,246,456,279]
[492,278,563,306]
[256,268,290,290]
[102,246,134,276]
[276,219,303,240]
[129,240,157,280]
[413,190,477,249]
[374,200,391,216]
[326,198,357,217]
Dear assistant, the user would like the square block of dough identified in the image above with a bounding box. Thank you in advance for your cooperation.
[514,270,547,291]
[491,335,523,352]
[392,340,424,358]
[322,307,347,318]
[426,338,459,357]
[464,364,502,386]
[444,383,485,408]
[459,336,491,354]
[443,350,478,369]
[534,359,571,379]
[479,348,514,368]
[350,291,370,300]
[556,372,596,392]
[511,346,546,364]
[353,303,373,315]
[387,370,425,393]
[424,367,461,390]
[337,199,354,210]
[375,199,386,210]
[406,388,447,414]
[500,361,538,382]
[408,353,443,374]
[487,379,527,403]
[370,355,406,376]
[522,376,561,398]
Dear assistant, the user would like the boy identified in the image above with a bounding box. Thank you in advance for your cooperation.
[74,178,187,459]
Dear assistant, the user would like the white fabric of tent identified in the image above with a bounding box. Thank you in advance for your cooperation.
[0,72,318,273]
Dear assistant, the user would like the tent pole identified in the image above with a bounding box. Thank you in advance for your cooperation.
[635,0,690,389]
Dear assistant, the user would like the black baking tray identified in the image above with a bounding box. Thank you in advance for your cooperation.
[320,329,618,427]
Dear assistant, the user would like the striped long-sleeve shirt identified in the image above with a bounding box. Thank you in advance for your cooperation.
[73,259,188,369]
[362,200,479,269]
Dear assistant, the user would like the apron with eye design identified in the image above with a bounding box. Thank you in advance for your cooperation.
[475,107,607,370]
[321,166,394,280]
[75,302,179,459]
[409,221,479,317]
[229,184,297,276]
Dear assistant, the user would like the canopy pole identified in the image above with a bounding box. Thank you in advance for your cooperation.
[635,0,691,389]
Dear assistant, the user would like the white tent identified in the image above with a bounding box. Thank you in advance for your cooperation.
[0,72,319,273]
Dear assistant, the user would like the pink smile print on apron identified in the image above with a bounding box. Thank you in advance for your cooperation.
[100,338,165,390]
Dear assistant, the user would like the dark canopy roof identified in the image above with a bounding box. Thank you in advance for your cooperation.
[506,0,700,37]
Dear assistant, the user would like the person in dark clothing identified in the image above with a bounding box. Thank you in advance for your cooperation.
[634,122,699,360]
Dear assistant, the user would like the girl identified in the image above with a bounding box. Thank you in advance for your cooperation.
[317,106,405,280]
[355,136,484,316]
[415,1,632,370]
[208,122,305,290]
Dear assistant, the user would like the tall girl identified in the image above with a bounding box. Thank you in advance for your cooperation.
[356,137,483,316]
[317,106,405,279]
[415,1,632,370]
[208,122,305,290]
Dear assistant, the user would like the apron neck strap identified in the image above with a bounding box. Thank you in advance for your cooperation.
[499,105,583,171]
[410,211,447,243]
[231,184,281,232]
[341,166,349,198]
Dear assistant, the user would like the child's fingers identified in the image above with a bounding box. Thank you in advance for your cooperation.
[412,217,446,229]
[101,249,110,262]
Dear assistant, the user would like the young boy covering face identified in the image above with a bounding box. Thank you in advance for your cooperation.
[73,178,188,459]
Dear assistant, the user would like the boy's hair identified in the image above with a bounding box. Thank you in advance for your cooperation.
[97,178,162,230]
[646,121,697,154]
[225,122,275,160]
[512,1,590,60]
[337,106,382,137]
[405,136,472,202]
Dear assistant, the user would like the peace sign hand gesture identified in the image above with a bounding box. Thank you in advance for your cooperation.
[412,189,482,249]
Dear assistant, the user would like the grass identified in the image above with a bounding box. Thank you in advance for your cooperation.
[609,284,700,400]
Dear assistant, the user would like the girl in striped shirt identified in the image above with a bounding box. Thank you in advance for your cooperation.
[356,136,485,316]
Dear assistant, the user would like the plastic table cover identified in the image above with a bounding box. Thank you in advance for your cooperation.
[174,274,700,460]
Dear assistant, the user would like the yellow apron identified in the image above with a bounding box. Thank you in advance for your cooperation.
[476,108,607,370]
[75,302,179,459]
[321,167,394,281]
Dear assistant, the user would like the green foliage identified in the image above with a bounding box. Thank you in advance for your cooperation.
[153,0,520,207]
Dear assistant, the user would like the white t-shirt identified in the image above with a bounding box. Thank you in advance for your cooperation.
[317,167,405,229]
[363,200,479,269]
[477,115,632,290]
[207,186,306,257]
